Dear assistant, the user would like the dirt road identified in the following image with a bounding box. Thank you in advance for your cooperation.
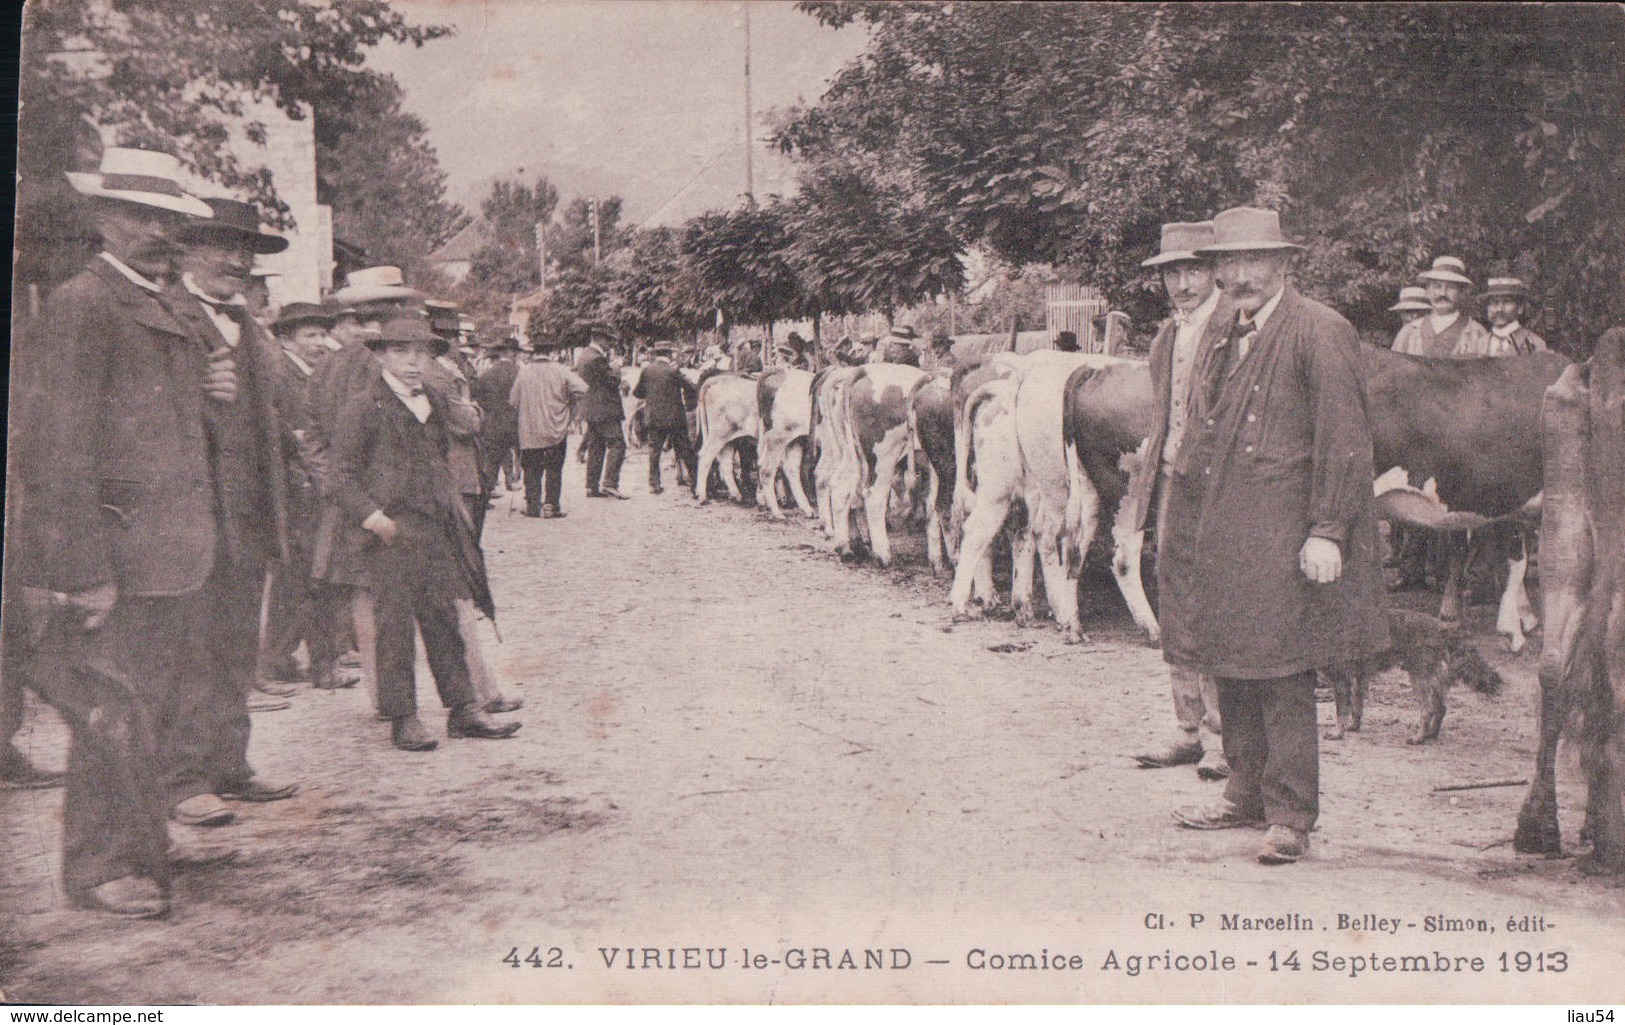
[4,450,1623,1004]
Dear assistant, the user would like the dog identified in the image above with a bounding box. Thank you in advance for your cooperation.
[1320,608,1504,744]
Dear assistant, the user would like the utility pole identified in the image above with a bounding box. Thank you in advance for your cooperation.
[742,2,754,203]
[534,220,547,285]
[589,197,601,266]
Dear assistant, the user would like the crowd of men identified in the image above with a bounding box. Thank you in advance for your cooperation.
[4,148,543,918]
[1,132,1571,923]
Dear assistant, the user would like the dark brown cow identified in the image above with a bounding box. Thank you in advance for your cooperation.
[1515,328,1625,870]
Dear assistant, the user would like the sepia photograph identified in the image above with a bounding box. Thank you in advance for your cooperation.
[2,0,1623,1009]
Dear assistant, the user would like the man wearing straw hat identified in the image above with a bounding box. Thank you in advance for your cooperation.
[1162,207,1388,865]
[1460,277,1550,358]
[1124,220,1230,782]
[1391,255,1492,358]
[13,148,236,916]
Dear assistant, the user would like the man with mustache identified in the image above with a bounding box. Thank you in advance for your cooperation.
[13,150,252,917]
[1125,221,1229,782]
[165,197,300,821]
[1161,208,1388,865]
[1391,256,1493,358]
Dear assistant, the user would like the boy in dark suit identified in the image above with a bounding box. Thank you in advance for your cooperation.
[633,345,697,494]
[328,315,521,751]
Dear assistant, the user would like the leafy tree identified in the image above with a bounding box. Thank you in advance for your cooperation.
[551,195,626,272]
[783,2,1625,351]
[678,201,806,332]
[318,74,466,281]
[21,0,454,227]
[599,227,706,341]
[526,263,614,349]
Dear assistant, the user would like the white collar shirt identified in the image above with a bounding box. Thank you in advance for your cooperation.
[1163,288,1221,467]
[283,348,314,377]
[1428,310,1461,335]
[182,273,245,348]
[1232,287,1283,360]
[99,252,164,294]
[381,368,432,423]
[1491,320,1522,339]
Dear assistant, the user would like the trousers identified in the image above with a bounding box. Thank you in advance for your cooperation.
[21,595,171,895]
[583,419,626,491]
[367,512,476,720]
[1170,664,1223,752]
[163,560,262,804]
[520,442,568,512]
[644,423,695,490]
[1218,670,1319,832]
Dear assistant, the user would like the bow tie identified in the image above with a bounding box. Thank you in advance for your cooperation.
[409,388,425,397]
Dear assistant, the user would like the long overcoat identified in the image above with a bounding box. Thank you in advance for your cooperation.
[575,346,624,424]
[1157,286,1389,679]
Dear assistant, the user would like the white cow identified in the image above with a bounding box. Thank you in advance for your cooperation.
[756,368,817,520]
[694,374,759,505]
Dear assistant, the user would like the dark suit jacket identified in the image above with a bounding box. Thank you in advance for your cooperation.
[576,346,624,423]
[633,360,697,428]
[166,286,290,571]
[16,258,281,596]
[472,357,520,442]
[323,375,482,590]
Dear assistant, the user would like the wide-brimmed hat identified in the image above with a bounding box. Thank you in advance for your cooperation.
[1142,220,1217,267]
[1417,255,1473,286]
[66,147,213,218]
[1480,276,1531,302]
[1388,286,1432,312]
[651,343,676,357]
[490,336,522,352]
[271,302,334,334]
[329,265,424,305]
[179,197,289,254]
[425,300,460,337]
[365,313,446,354]
[1194,207,1303,254]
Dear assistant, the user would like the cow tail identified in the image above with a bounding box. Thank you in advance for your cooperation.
[955,383,995,537]
[1064,431,1088,579]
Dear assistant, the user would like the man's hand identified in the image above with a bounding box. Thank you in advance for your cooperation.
[66,582,119,630]
[1300,536,1343,584]
[362,510,398,545]
[203,354,239,403]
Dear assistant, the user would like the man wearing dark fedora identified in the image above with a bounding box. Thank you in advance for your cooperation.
[633,343,698,495]
[1162,207,1388,865]
[165,196,302,815]
[13,148,238,916]
[1122,220,1230,782]
[1465,277,1549,358]
[328,315,521,751]
[576,323,630,499]
[263,302,351,693]
[473,336,523,500]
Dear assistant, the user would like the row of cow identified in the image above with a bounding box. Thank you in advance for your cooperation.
[689,345,1569,654]
[677,339,1625,871]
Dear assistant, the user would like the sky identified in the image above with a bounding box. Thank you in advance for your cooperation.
[367,0,871,227]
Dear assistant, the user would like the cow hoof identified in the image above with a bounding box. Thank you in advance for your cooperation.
[1405,733,1431,746]
[768,511,786,522]
[1143,629,1162,649]
[1014,609,1039,629]
[1322,725,1346,741]
[1503,633,1525,655]
[1061,626,1087,645]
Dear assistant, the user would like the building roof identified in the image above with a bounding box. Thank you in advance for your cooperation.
[428,220,490,264]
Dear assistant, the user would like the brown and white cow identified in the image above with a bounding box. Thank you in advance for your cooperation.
[948,374,1035,620]
[693,373,760,505]
[811,365,866,542]
[1514,329,1625,870]
[756,367,816,520]
[1011,350,1126,642]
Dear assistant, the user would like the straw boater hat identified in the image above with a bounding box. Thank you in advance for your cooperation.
[180,197,290,254]
[1480,276,1532,302]
[1388,286,1432,312]
[1142,221,1217,267]
[1417,255,1473,286]
[1193,207,1304,254]
[65,147,213,217]
[271,302,334,335]
[329,265,424,306]
[364,312,446,355]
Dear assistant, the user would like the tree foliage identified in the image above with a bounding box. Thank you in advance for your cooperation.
[21,0,455,228]
[678,202,807,330]
[782,2,1625,351]
[317,74,466,279]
